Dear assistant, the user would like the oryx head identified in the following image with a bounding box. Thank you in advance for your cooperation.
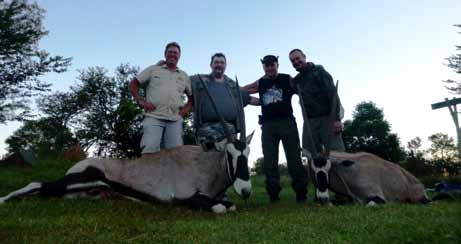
[224,131,254,199]
[301,81,339,205]
[310,148,332,204]
[204,75,254,199]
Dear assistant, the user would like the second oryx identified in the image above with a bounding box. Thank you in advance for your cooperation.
[296,77,429,206]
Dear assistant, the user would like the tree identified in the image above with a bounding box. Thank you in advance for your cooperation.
[252,157,264,175]
[37,91,81,127]
[251,157,289,175]
[443,24,461,93]
[427,133,460,175]
[427,133,457,161]
[66,64,143,158]
[5,117,77,158]
[0,0,71,123]
[343,101,406,162]
[407,137,422,156]
[405,137,427,177]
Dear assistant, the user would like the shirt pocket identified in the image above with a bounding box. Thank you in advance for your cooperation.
[175,76,186,93]
[148,74,164,89]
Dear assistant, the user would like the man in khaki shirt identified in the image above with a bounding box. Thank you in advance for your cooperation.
[129,42,192,154]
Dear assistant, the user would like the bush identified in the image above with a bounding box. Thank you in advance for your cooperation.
[419,175,461,188]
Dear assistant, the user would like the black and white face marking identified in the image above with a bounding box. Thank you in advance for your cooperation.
[226,140,251,199]
[311,156,331,202]
[214,138,228,152]
[340,160,355,167]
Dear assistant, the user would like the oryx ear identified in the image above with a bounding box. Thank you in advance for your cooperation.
[246,131,255,145]
[320,144,328,157]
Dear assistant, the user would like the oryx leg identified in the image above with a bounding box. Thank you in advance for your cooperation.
[360,186,386,207]
[219,198,236,212]
[0,182,42,204]
[0,166,110,204]
[215,192,237,211]
[47,166,150,202]
[39,166,109,198]
[365,196,386,207]
[188,192,229,214]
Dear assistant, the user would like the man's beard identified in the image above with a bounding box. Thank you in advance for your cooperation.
[212,69,224,78]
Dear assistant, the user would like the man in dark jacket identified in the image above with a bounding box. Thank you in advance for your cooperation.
[289,48,345,158]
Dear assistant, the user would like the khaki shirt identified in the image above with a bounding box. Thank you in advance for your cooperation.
[136,64,192,121]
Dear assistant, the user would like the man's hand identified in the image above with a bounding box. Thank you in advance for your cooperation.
[155,60,166,66]
[333,121,343,134]
[178,95,193,118]
[139,100,156,112]
[249,96,260,106]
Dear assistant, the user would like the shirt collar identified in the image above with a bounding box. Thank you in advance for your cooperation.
[208,73,231,83]
[161,64,180,73]
[301,62,315,72]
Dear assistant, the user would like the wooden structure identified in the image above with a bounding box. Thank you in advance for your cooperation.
[431,97,461,158]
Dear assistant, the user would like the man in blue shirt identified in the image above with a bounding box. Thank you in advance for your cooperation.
[190,53,259,151]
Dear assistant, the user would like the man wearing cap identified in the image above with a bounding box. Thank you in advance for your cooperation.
[190,53,259,151]
[243,55,308,203]
[288,49,345,157]
[128,42,193,154]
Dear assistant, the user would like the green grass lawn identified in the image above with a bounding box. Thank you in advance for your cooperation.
[0,160,460,243]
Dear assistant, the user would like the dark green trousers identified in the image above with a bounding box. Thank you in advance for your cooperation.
[261,118,308,199]
[302,116,345,156]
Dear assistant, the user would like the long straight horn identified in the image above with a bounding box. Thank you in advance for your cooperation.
[197,75,232,141]
[325,80,339,157]
[235,76,246,142]
[297,84,318,157]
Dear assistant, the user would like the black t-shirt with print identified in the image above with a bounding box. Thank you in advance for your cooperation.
[258,73,295,123]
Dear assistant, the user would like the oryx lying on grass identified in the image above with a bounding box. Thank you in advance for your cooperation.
[299,81,429,206]
[0,76,254,214]
[0,132,254,213]
[311,151,430,206]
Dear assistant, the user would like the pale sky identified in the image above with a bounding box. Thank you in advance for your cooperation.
[1,0,460,166]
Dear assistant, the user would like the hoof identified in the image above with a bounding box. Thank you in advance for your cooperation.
[318,197,331,206]
[227,205,237,212]
[211,203,227,214]
[366,201,378,207]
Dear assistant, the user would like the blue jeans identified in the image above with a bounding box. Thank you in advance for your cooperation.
[140,117,183,153]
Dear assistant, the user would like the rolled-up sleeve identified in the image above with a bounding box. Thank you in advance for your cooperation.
[136,65,154,85]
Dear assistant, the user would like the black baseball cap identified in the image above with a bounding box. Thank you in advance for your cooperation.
[261,55,278,65]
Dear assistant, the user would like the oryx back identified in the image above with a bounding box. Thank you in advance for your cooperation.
[329,151,428,204]
[66,145,229,202]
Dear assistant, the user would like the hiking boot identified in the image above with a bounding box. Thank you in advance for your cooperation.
[296,195,307,204]
[269,196,280,203]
